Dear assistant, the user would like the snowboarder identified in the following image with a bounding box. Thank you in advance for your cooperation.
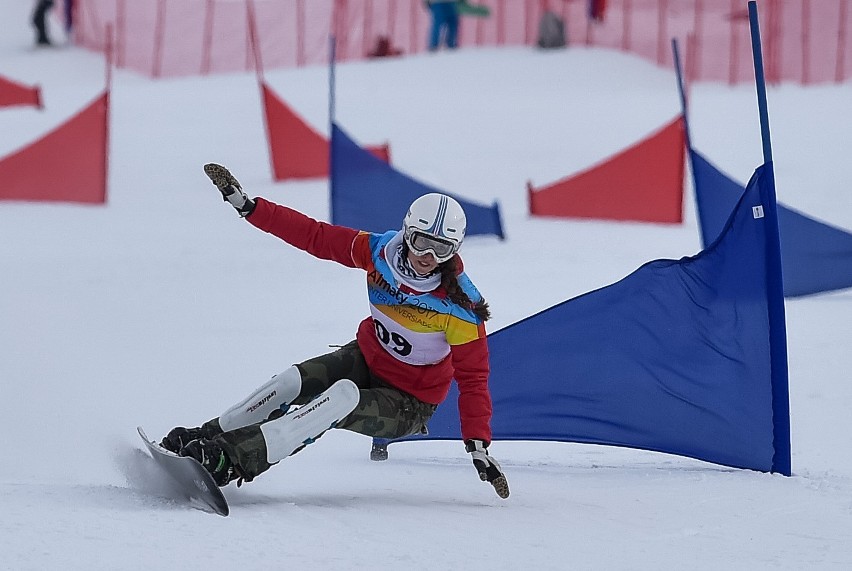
[160,163,509,499]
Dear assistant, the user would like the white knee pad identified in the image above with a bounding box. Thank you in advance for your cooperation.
[261,379,360,463]
[218,366,303,432]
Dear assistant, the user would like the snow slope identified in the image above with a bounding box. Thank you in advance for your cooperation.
[1,1,851,568]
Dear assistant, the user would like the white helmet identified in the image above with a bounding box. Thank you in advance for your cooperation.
[403,193,466,263]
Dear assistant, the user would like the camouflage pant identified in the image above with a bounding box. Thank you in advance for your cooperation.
[296,340,437,439]
[214,340,436,480]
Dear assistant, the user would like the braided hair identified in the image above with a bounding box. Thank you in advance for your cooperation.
[439,256,491,322]
[400,242,491,322]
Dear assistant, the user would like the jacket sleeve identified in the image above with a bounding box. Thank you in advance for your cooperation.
[246,197,360,268]
[451,336,493,443]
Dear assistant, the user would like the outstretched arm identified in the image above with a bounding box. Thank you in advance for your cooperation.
[205,163,361,267]
[247,198,360,268]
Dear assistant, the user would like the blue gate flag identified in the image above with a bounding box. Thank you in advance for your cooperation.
[691,149,744,248]
[408,164,791,475]
[330,123,504,238]
[692,148,852,297]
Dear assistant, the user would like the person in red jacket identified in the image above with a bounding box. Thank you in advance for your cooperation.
[160,163,509,499]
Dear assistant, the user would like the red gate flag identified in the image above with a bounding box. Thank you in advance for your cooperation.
[528,116,685,223]
[0,92,109,204]
[0,75,42,109]
[261,81,389,180]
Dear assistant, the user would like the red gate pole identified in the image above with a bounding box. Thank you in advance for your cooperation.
[773,0,784,84]
[657,0,668,65]
[801,0,810,84]
[105,23,113,90]
[201,0,214,75]
[409,0,417,53]
[764,0,776,84]
[685,32,696,89]
[363,0,373,58]
[115,0,125,69]
[838,0,848,82]
[728,0,738,85]
[296,0,306,67]
[475,5,484,46]
[335,0,349,61]
[246,0,264,77]
[104,23,112,203]
[692,0,703,81]
[497,0,506,46]
[152,0,166,78]
[388,0,397,44]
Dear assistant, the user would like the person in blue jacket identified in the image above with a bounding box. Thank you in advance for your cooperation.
[426,0,460,51]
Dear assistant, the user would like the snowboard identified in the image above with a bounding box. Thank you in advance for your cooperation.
[137,426,230,517]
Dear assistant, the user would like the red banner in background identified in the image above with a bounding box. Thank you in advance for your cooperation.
[528,116,685,224]
[0,75,43,109]
[0,92,109,204]
[262,82,389,180]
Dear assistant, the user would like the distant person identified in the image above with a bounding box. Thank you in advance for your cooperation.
[367,35,403,58]
[537,11,567,49]
[64,0,74,34]
[425,0,460,51]
[589,0,607,22]
[158,163,510,500]
[32,0,55,46]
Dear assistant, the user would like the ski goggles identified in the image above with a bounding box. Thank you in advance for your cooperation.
[405,230,457,262]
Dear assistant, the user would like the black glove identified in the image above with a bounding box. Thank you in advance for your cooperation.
[465,439,510,499]
[204,163,255,217]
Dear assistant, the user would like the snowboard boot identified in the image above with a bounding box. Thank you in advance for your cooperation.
[179,438,240,487]
[160,419,222,454]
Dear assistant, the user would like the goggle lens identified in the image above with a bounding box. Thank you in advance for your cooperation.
[407,231,456,260]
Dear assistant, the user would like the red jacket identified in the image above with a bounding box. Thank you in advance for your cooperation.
[247,198,493,442]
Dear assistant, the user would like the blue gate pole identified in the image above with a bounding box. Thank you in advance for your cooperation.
[329,35,337,225]
[748,2,773,164]
[671,38,693,150]
[748,0,791,476]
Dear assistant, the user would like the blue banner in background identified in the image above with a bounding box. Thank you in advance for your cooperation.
[330,123,504,239]
[692,148,852,298]
[405,164,790,475]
